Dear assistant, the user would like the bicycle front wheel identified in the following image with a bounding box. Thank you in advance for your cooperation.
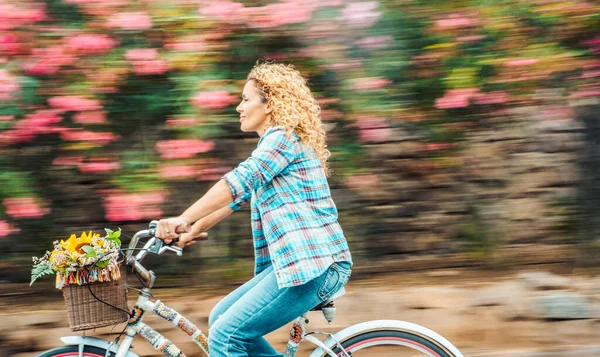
[326,329,460,357]
[37,345,113,357]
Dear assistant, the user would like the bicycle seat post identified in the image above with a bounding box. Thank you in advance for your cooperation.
[322,304,336,324]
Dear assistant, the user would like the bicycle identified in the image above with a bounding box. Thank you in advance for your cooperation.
[37,222,465,357]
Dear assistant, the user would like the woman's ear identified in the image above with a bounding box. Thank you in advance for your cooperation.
[265,103,273,115]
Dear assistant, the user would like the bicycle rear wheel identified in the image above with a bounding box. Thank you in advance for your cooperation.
[37,345,113,357]
[326,329,459,357]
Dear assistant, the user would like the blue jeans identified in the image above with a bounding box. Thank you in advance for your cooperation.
[208,261,352,357]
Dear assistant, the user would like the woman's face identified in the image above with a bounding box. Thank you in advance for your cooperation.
[236,80,271,136]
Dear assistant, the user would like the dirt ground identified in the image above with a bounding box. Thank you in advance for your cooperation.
[1,265,600,357]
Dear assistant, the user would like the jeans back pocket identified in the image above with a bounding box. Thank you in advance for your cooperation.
[317,262,351,301]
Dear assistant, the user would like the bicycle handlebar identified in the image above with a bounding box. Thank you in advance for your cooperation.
[126,220,183,262]
[124,221,184,289]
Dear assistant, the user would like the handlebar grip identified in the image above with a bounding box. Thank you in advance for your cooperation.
[148,220,180,246]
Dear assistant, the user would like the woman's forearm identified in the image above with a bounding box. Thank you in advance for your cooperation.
[179,179,233,224]
[193,205,234,233]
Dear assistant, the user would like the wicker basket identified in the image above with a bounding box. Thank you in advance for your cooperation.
[62,272,129,331]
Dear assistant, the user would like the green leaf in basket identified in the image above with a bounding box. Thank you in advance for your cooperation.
[30,262,54,286]
[82,245,96,258]
[105,227,122,247]
[95,260,109,268]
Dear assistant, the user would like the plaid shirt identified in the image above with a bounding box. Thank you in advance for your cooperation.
[222,126,352,288]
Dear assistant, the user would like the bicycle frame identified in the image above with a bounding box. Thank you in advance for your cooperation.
[106,286,344,357]
[99,227,344,357]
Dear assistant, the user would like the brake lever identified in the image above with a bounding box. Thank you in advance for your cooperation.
[147,237,183,256]
[160,245,183,256]
[147,220,183,256]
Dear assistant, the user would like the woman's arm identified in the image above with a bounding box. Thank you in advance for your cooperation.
[157,179,233,239]
[176,205,234,247]
[157,127,295,240]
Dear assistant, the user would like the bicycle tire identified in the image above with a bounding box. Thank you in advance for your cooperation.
[324,329,458,357]
[36,345,114,357]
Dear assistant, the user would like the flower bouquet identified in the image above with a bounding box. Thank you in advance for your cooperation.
[31,229,129,331]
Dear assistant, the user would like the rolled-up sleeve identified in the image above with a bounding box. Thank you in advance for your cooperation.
[228,191,251,211]
[222,126,297,203]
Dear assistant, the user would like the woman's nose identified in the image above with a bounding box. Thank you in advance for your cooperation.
[236,103,242,113]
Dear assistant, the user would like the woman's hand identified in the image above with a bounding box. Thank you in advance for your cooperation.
[156,216,191,243]
[176,231,209,248]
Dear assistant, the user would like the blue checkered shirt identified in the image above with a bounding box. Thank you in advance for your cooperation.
[222,126,352,288]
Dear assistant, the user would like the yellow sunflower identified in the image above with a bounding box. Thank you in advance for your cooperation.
[59,231,100,254]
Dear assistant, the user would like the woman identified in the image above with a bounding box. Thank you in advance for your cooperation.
[157,61,352,357]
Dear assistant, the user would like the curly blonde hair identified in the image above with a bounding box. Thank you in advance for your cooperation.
[247,61,331,175]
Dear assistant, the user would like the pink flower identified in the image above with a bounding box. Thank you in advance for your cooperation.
[22,45,79,75]
[66,34,115,55]
[266,2,312,26]
[158,164,197,179]
[199,0,245,20]
[0,34,22,55]
[48,96,102,111]
[24,60,60,76]
[73,111,106,124]
[100,189,166,222]
[52,156,84,166]
[31,46,77,66]
[0,110,64,144]
[78,159,121,173]
[0,115,13,121]
[345,174,378,189]
[243,2,313,28]
[341,2,381,28]
[355,35,393,50]
[352,77,391,92]
[457,35,486,43]
[435,16,473,29]
[125,48,159,61]
[166,117,196,127]
[18,110,62,129]
[0,70,20,100]
[60,128,118,144]
[0,3,46,30]
[155,139,215,159]
[198,167,230,181]
[580,70,600,79]
[190,91,237,109]
[0,220,19,237]
[107,12,153,30]
[0,129,34,145]
[504,58,539,67]
[570,89,600,98]
[356,117,392,143]
[435,88,479,109]
[3,197,50,219]
[133,60,169,75]
[473,91,509,105]
[435,96,470,109]
[541,107,573,120]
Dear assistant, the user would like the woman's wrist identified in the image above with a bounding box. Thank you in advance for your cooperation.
[191,220,206,234]
[177,214,194,226]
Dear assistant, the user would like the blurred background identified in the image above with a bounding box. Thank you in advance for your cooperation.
[1,0,600,356]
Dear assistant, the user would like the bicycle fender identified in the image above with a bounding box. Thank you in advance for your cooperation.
[307,319,464,357]
[60,336,140,357]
